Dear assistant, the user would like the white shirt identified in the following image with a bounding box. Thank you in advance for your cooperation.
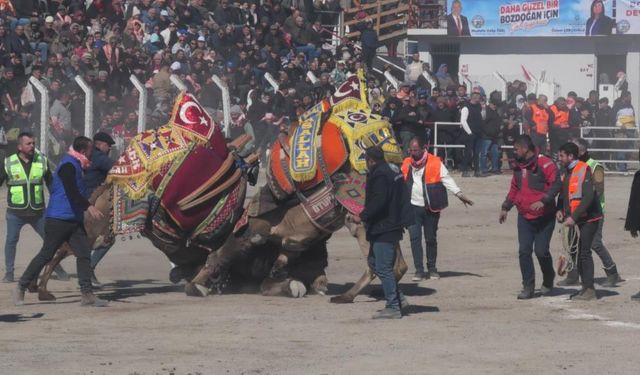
[410,162,462,207]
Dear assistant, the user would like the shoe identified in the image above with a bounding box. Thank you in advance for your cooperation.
[52,266,70,281]
[631,291,640,301]
[80,292,109,307]
[2,271,14,283]
[601,273,622,287]
[12,284,25,306]
[491,170,502,175]
[474,172,490,178]
[411,272,426,282]
[517,287,534,300]
[91,270,103,289]
[461,171,472,178]
[570,288,597,301]
[428,271,440,280]
[372,307,402,319]
[400,295,410,310]
[540,285,553,296]
[557,276,579,286]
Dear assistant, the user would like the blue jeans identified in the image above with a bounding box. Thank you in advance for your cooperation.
[4,212,45,273]
[294,45,320,59]
[408,205,440,274]
[367,241,403,310]
[90,245,112,269]
[478,138,500,173]
[517,214,555,288]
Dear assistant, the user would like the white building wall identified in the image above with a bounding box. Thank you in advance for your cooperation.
[458,54,597,100]
[627,52,640,116]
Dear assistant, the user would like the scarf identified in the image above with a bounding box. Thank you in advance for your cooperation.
[411,151,428,169]
[67,146,91,169]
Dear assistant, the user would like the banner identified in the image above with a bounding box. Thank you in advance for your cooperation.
[617,1,640,34]
[445,0,633,37]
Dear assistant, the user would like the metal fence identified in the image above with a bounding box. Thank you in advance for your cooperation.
[431,122,639,173]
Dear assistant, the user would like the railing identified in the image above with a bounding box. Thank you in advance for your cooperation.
[430,122,638,173]
[579,126,639,174]
[340,0,412,43]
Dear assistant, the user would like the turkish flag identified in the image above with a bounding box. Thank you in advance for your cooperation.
[170,92,216,144]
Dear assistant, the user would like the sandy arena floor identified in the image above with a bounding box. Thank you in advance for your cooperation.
[0,172,639,375]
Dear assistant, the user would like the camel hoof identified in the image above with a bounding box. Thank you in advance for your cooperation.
[38,290,56,301]
[288,280,307,298]
[330,295,354,304]
[184,282,209,297]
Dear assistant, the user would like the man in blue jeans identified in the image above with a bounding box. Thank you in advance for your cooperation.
[500,135,561,299]
[0,132,68,283]
[478,98,502,175]
[401,137,473,281]
[352,146,413,319]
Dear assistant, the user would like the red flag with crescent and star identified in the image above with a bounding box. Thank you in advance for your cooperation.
[169,92,217,143]
[328,70,369,114]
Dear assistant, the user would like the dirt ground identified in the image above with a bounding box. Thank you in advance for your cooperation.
[0,172,639,375]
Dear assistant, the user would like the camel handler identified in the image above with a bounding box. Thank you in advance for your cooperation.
[350,146,413,319]
[12,136,107,307]
[625,148,640,300]
[556,142,602,301]
[401,137,473,281]
[556,138,622,287]
[0,132,69,283]
[83,132,116,288]
[499,135,561,300]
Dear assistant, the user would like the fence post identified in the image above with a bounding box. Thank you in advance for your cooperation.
[264,72,280,92]
[170,74,188,91]
[384,70,399,89]
[129,75,148,133]
[28,77,49,156]
[493,71,508,101]
[433,122,439,156]
[211,75,231,138]
[74,75,94,137]
[338,11,345,38]
[421,71,437,91]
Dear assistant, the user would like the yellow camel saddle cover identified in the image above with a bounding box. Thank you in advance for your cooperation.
[327,109,403,173]
[288,100,329,182]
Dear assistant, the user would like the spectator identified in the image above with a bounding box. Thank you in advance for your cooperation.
[435,64,456,90]
[479,98,502,175]
[404,53,424,87]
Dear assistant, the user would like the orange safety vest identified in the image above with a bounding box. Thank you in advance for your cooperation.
[550,105,570,128]
[401,153,449,212]
[530,104,549,135]
[568,161,588,215]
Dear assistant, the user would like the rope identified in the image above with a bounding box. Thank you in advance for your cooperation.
[559,224,581,274]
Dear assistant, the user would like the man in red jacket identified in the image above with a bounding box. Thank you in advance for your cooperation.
[499,135,562,299]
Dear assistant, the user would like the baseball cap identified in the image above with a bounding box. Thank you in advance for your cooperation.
[94,132,115,145]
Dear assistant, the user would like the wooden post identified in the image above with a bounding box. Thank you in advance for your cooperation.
[376,0,381,35]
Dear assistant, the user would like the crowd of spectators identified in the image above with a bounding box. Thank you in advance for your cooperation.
[0,0,635,172]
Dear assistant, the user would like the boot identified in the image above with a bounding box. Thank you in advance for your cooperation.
[601,266,623,287]
[557,268,579,286]
[2,271,14,283]
[372,307,402,319]
[80,291,109,307]
[517,286,534,300]
[571,287,597,301]
[12,284,25,306]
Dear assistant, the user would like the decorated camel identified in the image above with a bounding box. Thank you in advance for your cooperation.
[184,71,409,299]
[32,75,408,301]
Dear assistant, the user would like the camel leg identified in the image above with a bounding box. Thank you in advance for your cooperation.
[185,219,272,297]
[330,268,377,303]
[36,243,75,301]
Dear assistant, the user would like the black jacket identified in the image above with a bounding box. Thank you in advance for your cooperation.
[482,106,501,140]
[360,162,413,242]
[625,170,640,233]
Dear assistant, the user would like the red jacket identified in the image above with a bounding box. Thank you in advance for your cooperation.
[502,155,561,220]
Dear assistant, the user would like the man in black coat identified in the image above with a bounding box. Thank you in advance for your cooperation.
[352,146,413,319]
[446,0,470,36]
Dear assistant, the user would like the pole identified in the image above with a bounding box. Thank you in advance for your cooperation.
[170,74,188,91]
[28,77,49,156]
[129,75,148,133]
[211,75,231,138]
[74,75,94,137]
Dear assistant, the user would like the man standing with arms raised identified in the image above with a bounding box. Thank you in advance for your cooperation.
[500,135,561,299]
